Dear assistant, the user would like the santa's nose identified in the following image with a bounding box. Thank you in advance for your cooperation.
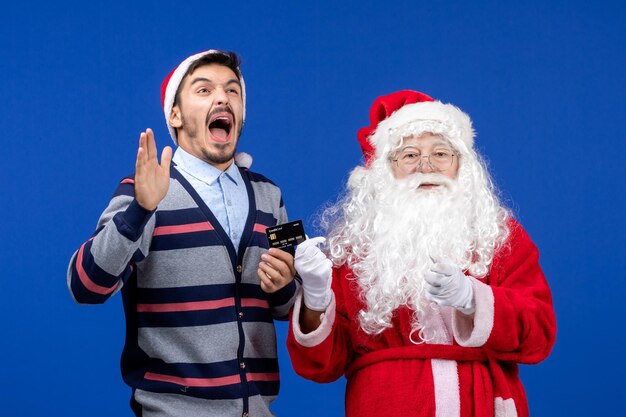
[417,156,435,173]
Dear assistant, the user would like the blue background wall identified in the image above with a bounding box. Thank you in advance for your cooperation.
[1,0,624,415]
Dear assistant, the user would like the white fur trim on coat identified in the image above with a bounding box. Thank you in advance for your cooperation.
[495,397,518,417]
[452,278,494,347]
[291,289,336,348]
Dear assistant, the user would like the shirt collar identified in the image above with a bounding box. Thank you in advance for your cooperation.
[173,147,242,186]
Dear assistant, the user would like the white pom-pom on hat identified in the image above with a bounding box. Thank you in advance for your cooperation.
[234,152,253,169]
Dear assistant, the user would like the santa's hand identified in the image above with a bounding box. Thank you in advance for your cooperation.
[424,260,475,314]
[295,237,333,311]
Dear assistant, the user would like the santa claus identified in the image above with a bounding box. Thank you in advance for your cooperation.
[287,90,556,417]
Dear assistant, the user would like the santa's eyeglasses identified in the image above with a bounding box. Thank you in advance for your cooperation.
[390,148,457,173]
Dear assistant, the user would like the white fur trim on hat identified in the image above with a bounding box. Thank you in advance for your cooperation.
[369,101,474,158]
[162,50,246,145]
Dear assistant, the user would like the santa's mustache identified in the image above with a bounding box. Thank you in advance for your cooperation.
[401,173,456,190]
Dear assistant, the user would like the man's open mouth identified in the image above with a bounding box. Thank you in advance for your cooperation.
[208,113,233,143]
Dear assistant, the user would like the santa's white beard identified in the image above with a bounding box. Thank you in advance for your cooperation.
[324,154,510,336]
[353,172,476,335]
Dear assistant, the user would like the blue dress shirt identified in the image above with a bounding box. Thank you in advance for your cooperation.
[172,148,249,252]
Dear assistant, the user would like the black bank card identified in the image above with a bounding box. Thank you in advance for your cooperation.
[266,220,306,250]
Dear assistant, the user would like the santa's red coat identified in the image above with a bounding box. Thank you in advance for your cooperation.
[287,219,556,417]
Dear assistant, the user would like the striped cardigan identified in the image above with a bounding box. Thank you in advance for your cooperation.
[68,165,299,417]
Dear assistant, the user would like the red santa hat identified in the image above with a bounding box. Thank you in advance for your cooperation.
[160,50,246,145]
[358,90,475,165]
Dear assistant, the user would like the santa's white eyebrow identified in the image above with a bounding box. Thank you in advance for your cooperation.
[431,140,453,148]
[399,140,452,151]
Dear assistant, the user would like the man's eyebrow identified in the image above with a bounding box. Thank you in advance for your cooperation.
[189,77,213,86]
[189,77,241,88]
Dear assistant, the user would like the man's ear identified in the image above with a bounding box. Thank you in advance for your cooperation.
[169,105,182,128]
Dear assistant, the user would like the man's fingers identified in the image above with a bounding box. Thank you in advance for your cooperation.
[257,268,277,292]
[258,260,278,278]
[258,267,273,281]
[267,247,295,264]
[136,145,144,168]
[136,130,152,167]
[146,128,157,160]
[161,146,173,171]
[138,131,146,149]
[137,131,146,154]
[266,250,296,277]
[261,255,289,277]
[136,133,147,173]
[137,129,170,174]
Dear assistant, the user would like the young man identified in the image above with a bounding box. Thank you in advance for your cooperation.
[288,90,556,417]
[68,50,298,417]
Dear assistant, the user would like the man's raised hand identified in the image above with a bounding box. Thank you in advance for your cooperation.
[135,128,172,211]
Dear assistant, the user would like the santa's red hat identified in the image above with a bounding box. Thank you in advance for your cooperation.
[358,90,475,165]
[358,90,434,165]
[160,50,246,145]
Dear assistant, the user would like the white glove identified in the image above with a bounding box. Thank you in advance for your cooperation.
[424,260,475,314]
[295,236,333,311]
